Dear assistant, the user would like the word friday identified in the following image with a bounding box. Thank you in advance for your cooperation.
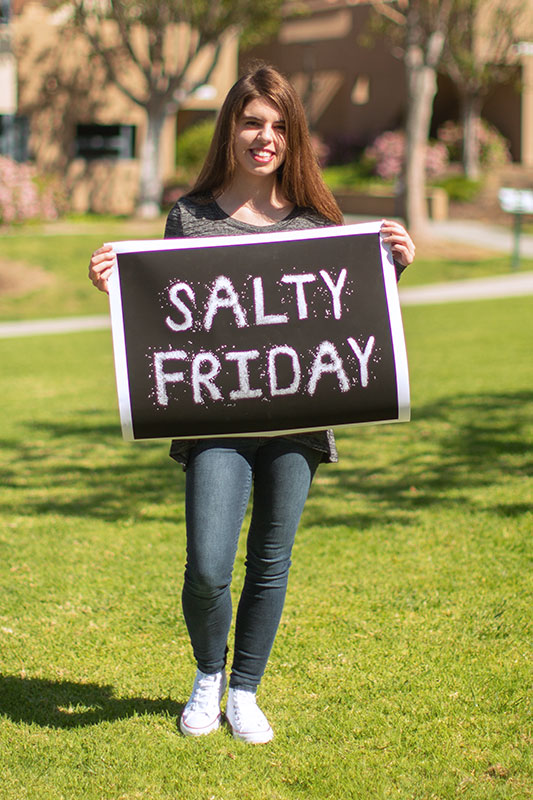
[153,337,376,406]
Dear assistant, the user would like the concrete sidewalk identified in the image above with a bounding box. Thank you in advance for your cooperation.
[427,219,533,258]
[0,314,110,339]
[343,214,533,258]
[399,270,533,305]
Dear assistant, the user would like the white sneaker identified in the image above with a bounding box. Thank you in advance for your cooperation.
[226,687,274,744]
[180,669,227,737]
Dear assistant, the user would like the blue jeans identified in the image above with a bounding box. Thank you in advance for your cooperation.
[182,437,321,691]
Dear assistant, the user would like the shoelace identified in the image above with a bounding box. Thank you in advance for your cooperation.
[231,691,258,725]
[189,676,220,713]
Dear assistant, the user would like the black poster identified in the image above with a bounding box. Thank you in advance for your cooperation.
[108,222,410,441]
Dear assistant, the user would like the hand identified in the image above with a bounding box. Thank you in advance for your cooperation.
[88,244,116,294]
[380,219,416,267]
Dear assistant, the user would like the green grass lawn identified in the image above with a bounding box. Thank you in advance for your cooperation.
[0,286,531,798]
[397,253,532,287]
[0,218,164,321]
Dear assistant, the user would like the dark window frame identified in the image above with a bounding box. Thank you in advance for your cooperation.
[74,123,136,160]
[0,115,29,162]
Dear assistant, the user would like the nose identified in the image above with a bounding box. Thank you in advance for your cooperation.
[257,124,274,143]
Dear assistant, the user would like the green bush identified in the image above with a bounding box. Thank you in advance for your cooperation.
[163,117,217,204]
[432,174,483,203]
[175,117,216,173]
[321,161,390,192]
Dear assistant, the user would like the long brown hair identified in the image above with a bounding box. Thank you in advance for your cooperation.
[187,63,343,225]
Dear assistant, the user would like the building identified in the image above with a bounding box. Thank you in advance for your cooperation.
[2,1,533,217]
[245,0,533,167]
[1,0,238,214]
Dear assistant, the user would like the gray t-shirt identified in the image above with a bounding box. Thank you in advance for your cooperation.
[164,194,339,469]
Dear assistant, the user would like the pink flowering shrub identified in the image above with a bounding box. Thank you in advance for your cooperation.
[0,156,65,225]
[364,130,449,180]
[437,119,511,168]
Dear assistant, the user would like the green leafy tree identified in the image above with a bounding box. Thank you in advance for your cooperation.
[441,0,526,179]
[370,0,527,228]
[371,1,454,233]
[67,0,282,217]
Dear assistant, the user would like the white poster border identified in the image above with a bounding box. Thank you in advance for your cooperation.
[107,221,410,441]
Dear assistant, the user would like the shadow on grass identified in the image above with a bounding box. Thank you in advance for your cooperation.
[1,390,532,527]
[0,411,185,523]
[0,674,184,729]
[306,389,533,528]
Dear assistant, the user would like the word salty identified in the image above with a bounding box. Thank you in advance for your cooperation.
[153,337,376,406]
[165,269,348,332]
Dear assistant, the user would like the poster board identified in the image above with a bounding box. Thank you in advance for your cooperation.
[107,222,410,441]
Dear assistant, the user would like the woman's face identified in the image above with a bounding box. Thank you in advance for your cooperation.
[232,97,287,180]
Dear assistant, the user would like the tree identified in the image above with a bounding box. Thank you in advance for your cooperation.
[441,0,525,179]
[67,0,283,217]
[371,1,454,234]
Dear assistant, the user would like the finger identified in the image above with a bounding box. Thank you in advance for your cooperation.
[90,245,115,265]
[90,258,115,276]
[380,220,410,237]
[380,219,403,231]
[380,224,415,258]
[89,252,116,286]
[391,246,409,266]
[93,265,114,280]
[380,225,410,239]
[94,243,113,256]
[91,250,116,267]
[91,274,110,293]
[391,243,415,266]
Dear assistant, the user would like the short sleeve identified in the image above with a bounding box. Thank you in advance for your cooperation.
[394,258,406,282]
[164,203,184,239]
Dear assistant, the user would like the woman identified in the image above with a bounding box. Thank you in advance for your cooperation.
[89,64,415,744]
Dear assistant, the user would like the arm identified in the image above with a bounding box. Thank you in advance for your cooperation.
[88,202,185,294]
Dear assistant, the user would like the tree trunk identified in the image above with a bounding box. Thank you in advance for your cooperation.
[403,56,439,235]
[401,0,448,236]
[461,92,483,180]
[137,105,167,219]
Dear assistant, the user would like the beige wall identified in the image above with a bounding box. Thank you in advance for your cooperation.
[245,4,407,151]
[7,0,533,217]
[245,0,532,165]
[11,2,238,212]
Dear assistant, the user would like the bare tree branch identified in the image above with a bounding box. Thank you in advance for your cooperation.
[60,0,283,214]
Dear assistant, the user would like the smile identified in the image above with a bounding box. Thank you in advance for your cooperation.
[250,149,275,162]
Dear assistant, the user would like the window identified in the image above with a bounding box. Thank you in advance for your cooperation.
[0,115,29,162]
[0,0,10,25]
[75,124,136,160]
